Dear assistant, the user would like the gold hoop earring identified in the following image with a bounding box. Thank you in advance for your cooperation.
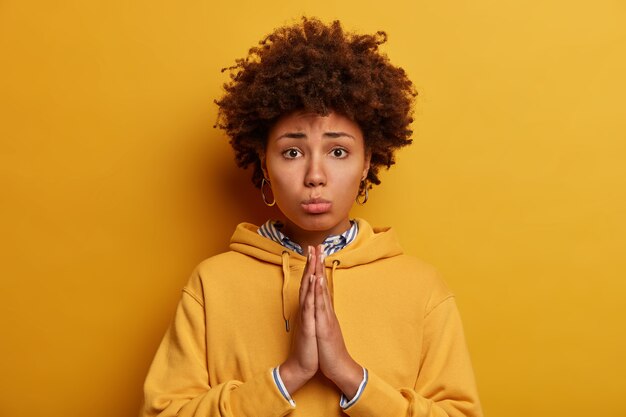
[356,181,369,205]
[261,178,276,207]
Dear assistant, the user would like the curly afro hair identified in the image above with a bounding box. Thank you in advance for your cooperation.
[215,17,417,190]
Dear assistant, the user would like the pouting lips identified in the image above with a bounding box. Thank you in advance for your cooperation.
[301,199,331,214]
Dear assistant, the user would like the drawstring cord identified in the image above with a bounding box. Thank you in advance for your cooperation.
[329,259,340,306]
[281,251,291,332]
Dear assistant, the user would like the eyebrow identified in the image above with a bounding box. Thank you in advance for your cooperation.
[276,131,356,140]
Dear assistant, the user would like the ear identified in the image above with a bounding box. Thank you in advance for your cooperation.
[361,151,371,181]
[259,151,269,179]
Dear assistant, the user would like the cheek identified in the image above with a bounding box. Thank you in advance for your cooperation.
[333,169,363,202]
[336,163,365,185]
[339,175,361,193]
[265,158,290,185]
[267,169,298,200]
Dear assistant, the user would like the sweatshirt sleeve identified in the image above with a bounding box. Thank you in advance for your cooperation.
[343,297,483,417]
[140,288,295,417]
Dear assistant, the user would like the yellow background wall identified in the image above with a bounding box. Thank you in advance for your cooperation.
[1,1,624,416]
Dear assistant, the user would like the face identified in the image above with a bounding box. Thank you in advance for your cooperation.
[262,111,370,242]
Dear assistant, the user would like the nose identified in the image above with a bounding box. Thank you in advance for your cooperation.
[304,155,326,187]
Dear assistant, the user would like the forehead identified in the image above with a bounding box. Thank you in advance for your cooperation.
[269,111,363,138]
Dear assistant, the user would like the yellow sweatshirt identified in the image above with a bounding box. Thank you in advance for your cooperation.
[141,219,483,417]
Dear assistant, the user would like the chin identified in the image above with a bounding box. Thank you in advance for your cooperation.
[297,216,330,229]
[292,213,344,233]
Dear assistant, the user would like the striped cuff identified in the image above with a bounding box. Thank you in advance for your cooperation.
[272,366,296,407]
[339,367,368,409]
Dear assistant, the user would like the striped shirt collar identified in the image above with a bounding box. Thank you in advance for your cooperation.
[258,220,359,256]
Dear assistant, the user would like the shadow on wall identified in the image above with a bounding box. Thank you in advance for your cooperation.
[207,135,279,235]
[160,121,281,255]
[131,127,279,413]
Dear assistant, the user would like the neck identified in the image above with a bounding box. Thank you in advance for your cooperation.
[282,219,351,252]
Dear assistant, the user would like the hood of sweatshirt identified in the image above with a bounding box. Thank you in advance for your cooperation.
[229,218,404,331]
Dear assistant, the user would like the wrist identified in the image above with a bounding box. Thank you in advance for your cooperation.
[326,355,363,399]
[279,359,315,394]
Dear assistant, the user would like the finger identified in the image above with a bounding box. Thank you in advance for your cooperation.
[307,245,316,276]
[306,274,316,310]
[314,275,327,318]
[315,244,326,280]
[315,245,333,313]
[301,275,317,335]
[304,246,316,282]
[301,275,315,318]
[315,276,336,341]
[319,274,334,315]
[320,272,335,314]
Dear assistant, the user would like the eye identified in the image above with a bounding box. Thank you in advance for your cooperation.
[330,148,348,158]
[282,148,302,159]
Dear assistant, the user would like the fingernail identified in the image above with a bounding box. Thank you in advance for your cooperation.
[320,277,325,286]
[320,254,326,264]
[310,274,314,283]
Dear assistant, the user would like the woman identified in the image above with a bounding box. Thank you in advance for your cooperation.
[141,17,482,417]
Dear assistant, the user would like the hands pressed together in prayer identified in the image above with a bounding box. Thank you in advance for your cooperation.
[280,245,363,400]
